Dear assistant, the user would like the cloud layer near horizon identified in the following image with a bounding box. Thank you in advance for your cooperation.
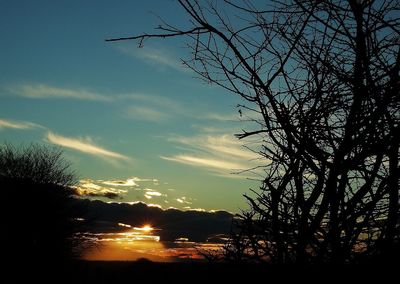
[74,199,233,242]
[76,177,201,211]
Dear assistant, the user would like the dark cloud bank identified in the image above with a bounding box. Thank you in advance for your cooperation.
[72,199,235,242]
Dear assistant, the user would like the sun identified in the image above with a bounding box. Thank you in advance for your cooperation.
[141,225,153,232]
[134,225,153,232]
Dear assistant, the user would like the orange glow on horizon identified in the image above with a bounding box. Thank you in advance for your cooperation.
[79,224,226,262]
[83,240,166,261]
[80,229,225,261]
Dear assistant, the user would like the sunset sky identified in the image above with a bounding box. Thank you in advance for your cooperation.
[0,0,262,213]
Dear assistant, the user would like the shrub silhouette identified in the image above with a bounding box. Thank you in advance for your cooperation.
[0,143,83,263]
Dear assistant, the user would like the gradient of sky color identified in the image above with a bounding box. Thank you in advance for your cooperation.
[0,0,262,212]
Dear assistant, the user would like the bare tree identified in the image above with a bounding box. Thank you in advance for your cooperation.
[107,0,400,263]
[0,143,76,187]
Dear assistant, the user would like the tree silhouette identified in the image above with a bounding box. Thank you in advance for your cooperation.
[0,143,84,263]
[107,0,399,264]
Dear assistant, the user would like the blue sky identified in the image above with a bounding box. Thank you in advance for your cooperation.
[0,0,261,212]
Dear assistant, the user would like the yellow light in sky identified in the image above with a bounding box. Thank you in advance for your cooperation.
[134,225,153,232]
[118,222,132,228]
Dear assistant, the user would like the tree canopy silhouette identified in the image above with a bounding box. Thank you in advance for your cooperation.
[108,0,400,264]
[0,143,83,262]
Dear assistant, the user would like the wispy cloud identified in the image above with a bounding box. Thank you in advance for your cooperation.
[8,84,111,101]
[161,133,264,178]
[116,45,187,72]
[6,83,239,127]
[7,83,186,108]
[121,92,188,123]
[171,134,260,160]
[46,132,130,161]
[121,93,182,112]
[122,94,242,125]
[202,113,239,122]
[161,155,245,170]
[124,106,170,122]
[0,118,43,130]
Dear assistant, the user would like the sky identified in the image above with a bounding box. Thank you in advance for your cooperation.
[0,0,262,213]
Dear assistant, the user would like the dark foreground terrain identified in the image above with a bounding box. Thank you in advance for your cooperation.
[4,259,398,284]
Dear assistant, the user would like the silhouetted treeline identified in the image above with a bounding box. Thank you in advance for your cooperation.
[0,144,85,263]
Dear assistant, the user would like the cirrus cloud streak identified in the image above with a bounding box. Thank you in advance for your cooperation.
[9,84,111,101]
[161,155,245,170]
[161,133,264,178]
[0,118,43,130]
[46,132,130,161]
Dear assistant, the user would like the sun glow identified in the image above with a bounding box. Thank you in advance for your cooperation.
[134,225,153,232]
[81,223,166,261]
[79,223,226,261]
